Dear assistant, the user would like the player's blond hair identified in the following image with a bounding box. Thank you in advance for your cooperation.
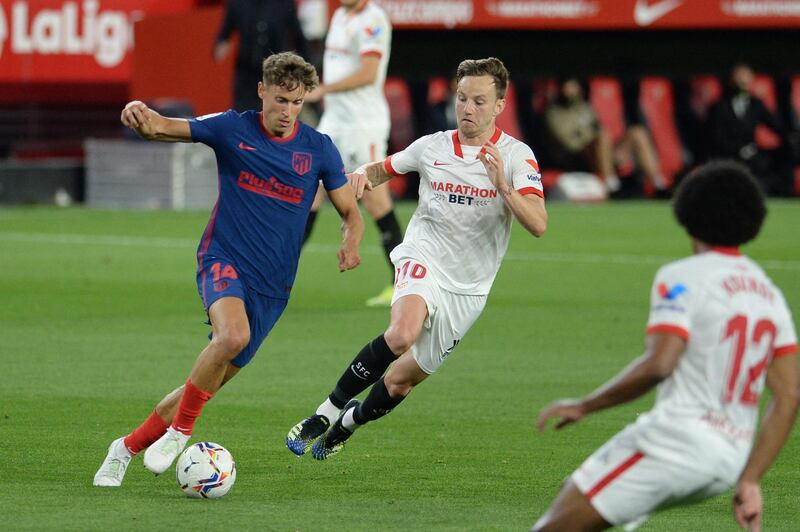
[262,52,319,93]
[456,57,509,100]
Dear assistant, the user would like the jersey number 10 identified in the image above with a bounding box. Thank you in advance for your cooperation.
[723,315,776,406]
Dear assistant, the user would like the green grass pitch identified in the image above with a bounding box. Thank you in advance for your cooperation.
[1,201,798,531]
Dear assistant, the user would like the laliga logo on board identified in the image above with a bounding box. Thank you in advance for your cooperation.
[2,0,134,68]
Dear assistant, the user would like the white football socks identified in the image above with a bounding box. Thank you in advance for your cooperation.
[315,398,341,424]
[341,405,360,432]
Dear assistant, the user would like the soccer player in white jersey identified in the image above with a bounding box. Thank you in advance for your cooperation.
[533,161,798,531]
[286,57,548,459]
[302,0,403,307]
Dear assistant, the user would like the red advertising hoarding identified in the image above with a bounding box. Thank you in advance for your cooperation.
[0,0,196,83]
[354,0,800,30]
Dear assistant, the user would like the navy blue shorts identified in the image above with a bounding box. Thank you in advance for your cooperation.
[197,257,288,368]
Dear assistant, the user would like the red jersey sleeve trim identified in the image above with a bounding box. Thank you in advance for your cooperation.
[517,187,544,198]
[646,324,690,341]
[360,50,383,59]
[774,344,798,357]
[384,155,403,177]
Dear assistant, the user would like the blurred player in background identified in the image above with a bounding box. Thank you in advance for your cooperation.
[287,57,548,460]
[302,0,403,307]
[533,161,797,531]
[214,0,308,111]
[93,52,363,486]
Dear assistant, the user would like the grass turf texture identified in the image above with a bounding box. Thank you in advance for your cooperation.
[1,201,798,531]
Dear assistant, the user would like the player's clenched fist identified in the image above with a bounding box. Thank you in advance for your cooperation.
[121,100,160,139]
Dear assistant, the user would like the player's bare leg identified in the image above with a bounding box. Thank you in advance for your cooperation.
[593,127,620,193]
[363,183,403,307]
[93,364,240,487]
[309,295,429,459]
[621,125,667,193]
[143,297,250,474]
[532,479,611,531]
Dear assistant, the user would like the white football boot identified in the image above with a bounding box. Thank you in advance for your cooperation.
[93,437,132,487]
[143,427,190,475]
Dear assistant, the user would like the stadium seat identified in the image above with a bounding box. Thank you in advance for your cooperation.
[384,77,414,198]
[751,74,781,150]
[384,76,415,152]
[427,76,450,106]
[531,78,558,114]
[791,75,800,124]
[639,77,683,183]
[688,75,722,119]
[496,80,524,140]
[589,76,626,142]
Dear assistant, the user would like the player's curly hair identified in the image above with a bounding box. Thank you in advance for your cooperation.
[456,57,509,100]
[673,160,766,247]
[262,52,319,93]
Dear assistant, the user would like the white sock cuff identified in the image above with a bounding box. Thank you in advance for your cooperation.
[316,398,341,424]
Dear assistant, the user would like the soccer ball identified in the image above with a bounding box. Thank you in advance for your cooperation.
[175,442,236,499]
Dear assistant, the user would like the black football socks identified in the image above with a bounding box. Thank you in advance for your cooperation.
[329,334,397,408]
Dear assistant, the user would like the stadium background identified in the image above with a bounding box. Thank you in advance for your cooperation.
[1,0,800,202]
[1,1,799,530]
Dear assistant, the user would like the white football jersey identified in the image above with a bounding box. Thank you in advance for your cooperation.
[318,0,391,134]
[386,128,544,295]
[634,249,797,476]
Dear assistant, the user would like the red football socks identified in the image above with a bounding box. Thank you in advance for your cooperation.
[170,379,214,436]
[123,410,169,455]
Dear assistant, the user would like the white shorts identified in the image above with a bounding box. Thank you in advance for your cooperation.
[323,128,388,172]
[571,425,732,528]
[390,255,487,375]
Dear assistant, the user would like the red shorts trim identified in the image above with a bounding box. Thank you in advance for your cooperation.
[586,451,645,500]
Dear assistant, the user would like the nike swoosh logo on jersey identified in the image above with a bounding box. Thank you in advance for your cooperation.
[433,160,450,166]
[238,141,257,151]
[634,0,683,26]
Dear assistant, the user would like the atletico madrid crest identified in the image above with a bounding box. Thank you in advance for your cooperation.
[292,152,312,176]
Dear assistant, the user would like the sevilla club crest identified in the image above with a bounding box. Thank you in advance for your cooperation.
[292,152,312,176]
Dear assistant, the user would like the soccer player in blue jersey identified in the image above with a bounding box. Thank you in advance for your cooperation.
[94,52,364,486]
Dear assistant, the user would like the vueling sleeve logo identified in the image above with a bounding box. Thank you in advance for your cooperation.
[658,282,687,300]
[238,170,304,204]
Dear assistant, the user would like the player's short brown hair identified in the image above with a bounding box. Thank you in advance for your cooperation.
[262,52,319,93]
[456,57,509,99]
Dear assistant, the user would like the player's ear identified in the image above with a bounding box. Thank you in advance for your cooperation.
[257,81,266,101]
[494,96,506,117]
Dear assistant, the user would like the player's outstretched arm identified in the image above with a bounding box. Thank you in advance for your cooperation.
[478,142,547,237]
[120,100,192,142]
[305,55,381,103]
[734,353,799,532]
[327,184,365,272]
[537,333,685,431]
[348,160,393,200]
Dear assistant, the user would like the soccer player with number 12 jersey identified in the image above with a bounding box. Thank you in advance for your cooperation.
[534,161,797,531]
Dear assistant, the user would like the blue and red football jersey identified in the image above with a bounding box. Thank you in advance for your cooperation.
[189,110,347,299]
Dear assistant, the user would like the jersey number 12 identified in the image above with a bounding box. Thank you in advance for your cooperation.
[723,315,776,406]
